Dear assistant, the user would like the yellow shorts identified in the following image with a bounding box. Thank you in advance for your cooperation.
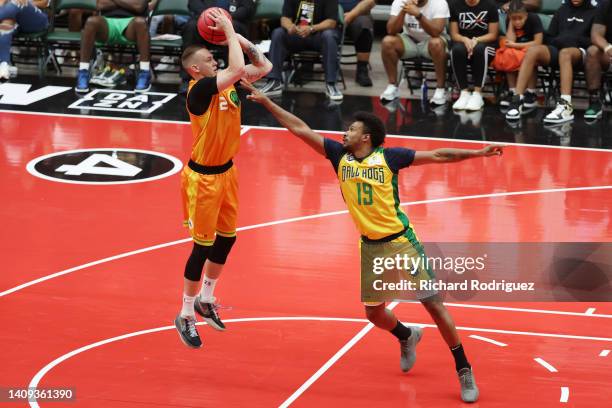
[181,164,239,246]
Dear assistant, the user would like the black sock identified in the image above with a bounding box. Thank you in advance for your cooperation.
[589,89,600,103]
[390,321,412,341]
[451,344,471,372]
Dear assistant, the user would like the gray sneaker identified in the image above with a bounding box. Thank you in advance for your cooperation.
[194,298,226,331]
[458,367,479,403]
[257,79,283,96]
[174,315,202,349]
[399,326,423,372]
[325,83,343,101]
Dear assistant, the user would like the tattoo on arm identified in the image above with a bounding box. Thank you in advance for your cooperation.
[245,44,262,65]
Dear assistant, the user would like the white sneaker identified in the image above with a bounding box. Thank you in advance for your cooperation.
[465,92,484,111]
[380,84,399,102]
[430,88,447,106]
[0,62,9,80]
[452,90,471,110]
[543,99,574,124]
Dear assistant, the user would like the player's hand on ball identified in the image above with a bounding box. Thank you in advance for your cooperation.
[479,144,505,157]
[208,8,235,36]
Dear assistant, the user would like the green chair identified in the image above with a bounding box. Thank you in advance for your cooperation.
[149,0,191,69]
[253,0,284,21]
[45,0,98,73]
[540,0,562,15]
[537,13,553,32]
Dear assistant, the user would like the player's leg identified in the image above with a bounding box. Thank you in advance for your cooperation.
[194,166,239,330]
[364,302,422,372]
[421,295,479,402]
[379,33,407,102]
[76,16,109,92]
[175,168,222,348]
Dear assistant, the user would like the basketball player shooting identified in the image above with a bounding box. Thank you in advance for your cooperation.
[174,9,272,349]
[241,79,506,403]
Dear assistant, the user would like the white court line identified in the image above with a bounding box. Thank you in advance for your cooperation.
[534,357,558,373]
[3,184,612,299]
[278,302,400,408]
[600,350,610,357]
[468,335,507,347]
[3,109,612,153]
[560,387,570,403]
[28,315,610,408]
[585,308,596,315]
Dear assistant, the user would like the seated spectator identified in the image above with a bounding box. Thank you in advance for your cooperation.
[584,0,612,121]
[148,0,189,38]
[380,0,450,105]
[449,0,499,111]
[339,0,375,87]
[75,0,151,93]
[180,0,256,92]
[506,0,597,123]
[257,0,343,101]
[493,0,543,107]
[495,0,540,13]
[0,0,49,80]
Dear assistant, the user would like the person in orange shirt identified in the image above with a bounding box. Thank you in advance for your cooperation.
[175,9,272,348]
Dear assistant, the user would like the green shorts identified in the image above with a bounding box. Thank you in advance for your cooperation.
[360,232,437,305]
[400,33,448,60]
[97,17,135,46]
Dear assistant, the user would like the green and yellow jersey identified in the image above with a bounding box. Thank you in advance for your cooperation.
[324,139,418,242]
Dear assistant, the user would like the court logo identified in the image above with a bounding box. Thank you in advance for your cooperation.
[0,83,72,106]
[68,90,176,114]
[26,148,183,185]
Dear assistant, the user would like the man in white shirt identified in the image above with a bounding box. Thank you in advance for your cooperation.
[380,0,450,106]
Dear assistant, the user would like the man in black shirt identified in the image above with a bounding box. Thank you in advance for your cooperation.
[256,0,344,101]
[449,0,500,111]
[584,0,612,121]
[506,0,597,124]
[75,0,151,93]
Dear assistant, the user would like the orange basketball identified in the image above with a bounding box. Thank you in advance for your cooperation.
[197,7,233,45]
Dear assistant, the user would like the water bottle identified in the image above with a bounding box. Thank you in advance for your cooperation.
[421,77,428,106]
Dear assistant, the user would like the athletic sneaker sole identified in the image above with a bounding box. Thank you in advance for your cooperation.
[584,111,603,120]
[543,116,574,124]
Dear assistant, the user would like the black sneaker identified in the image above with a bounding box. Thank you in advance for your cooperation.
[194,298,226,331]
[257,79,283,96]
[584,100,603,121]
[355,63,372,87]
[499,91,514,107]
[505,96,523,120]
[174,315,202,348]
[523,91,538,108]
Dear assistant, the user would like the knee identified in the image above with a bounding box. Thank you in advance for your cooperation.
[428,37,445,54]
[271,26,286,42]
[558,48,572,62]
[381,35,396,51]
[208,235,237,264]
[451,42,466,56]
[586,45,601,59]
[132,16,147,29]
[365,305,382,322]
[320,29,337,44]
[83,15,103,32]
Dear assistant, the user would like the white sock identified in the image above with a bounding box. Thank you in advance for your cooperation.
[433,87,445,97]
[79,62,90,70]
[140,61,150,71]
[509,88,516,94]
[460,90,470,97]
[200,277,217,302]
[180,294,196,318]
[560,94,571,104]
[526,88,536,94]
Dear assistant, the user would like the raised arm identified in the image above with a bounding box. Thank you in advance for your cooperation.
[237,34,273,83]
[212,10,246,91]
[241,80,325,156]
[412,145,504,165]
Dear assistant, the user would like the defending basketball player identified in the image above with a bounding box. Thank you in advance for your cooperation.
[242,80,505,403]
[175,9,272,348]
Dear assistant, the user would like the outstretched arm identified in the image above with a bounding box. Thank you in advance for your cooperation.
[241,80,325,156]
[237,34,273,83]
[412,145,504,165]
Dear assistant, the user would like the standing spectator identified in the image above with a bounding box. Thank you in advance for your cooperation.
[380,0,450,105]
[257,0,343,101]
[584,0,612,121]
[180,0,256,93]
[75,0,151,93]
[339,0,375,87]
[449,0,499,111]
[506,0,597,123]
[0,0,48,80]
[493,0,543,107]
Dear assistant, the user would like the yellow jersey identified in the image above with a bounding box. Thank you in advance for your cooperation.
[187,78,241,166]
[324,139,418,241]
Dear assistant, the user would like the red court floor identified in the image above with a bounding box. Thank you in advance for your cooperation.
[1,111,611,407]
